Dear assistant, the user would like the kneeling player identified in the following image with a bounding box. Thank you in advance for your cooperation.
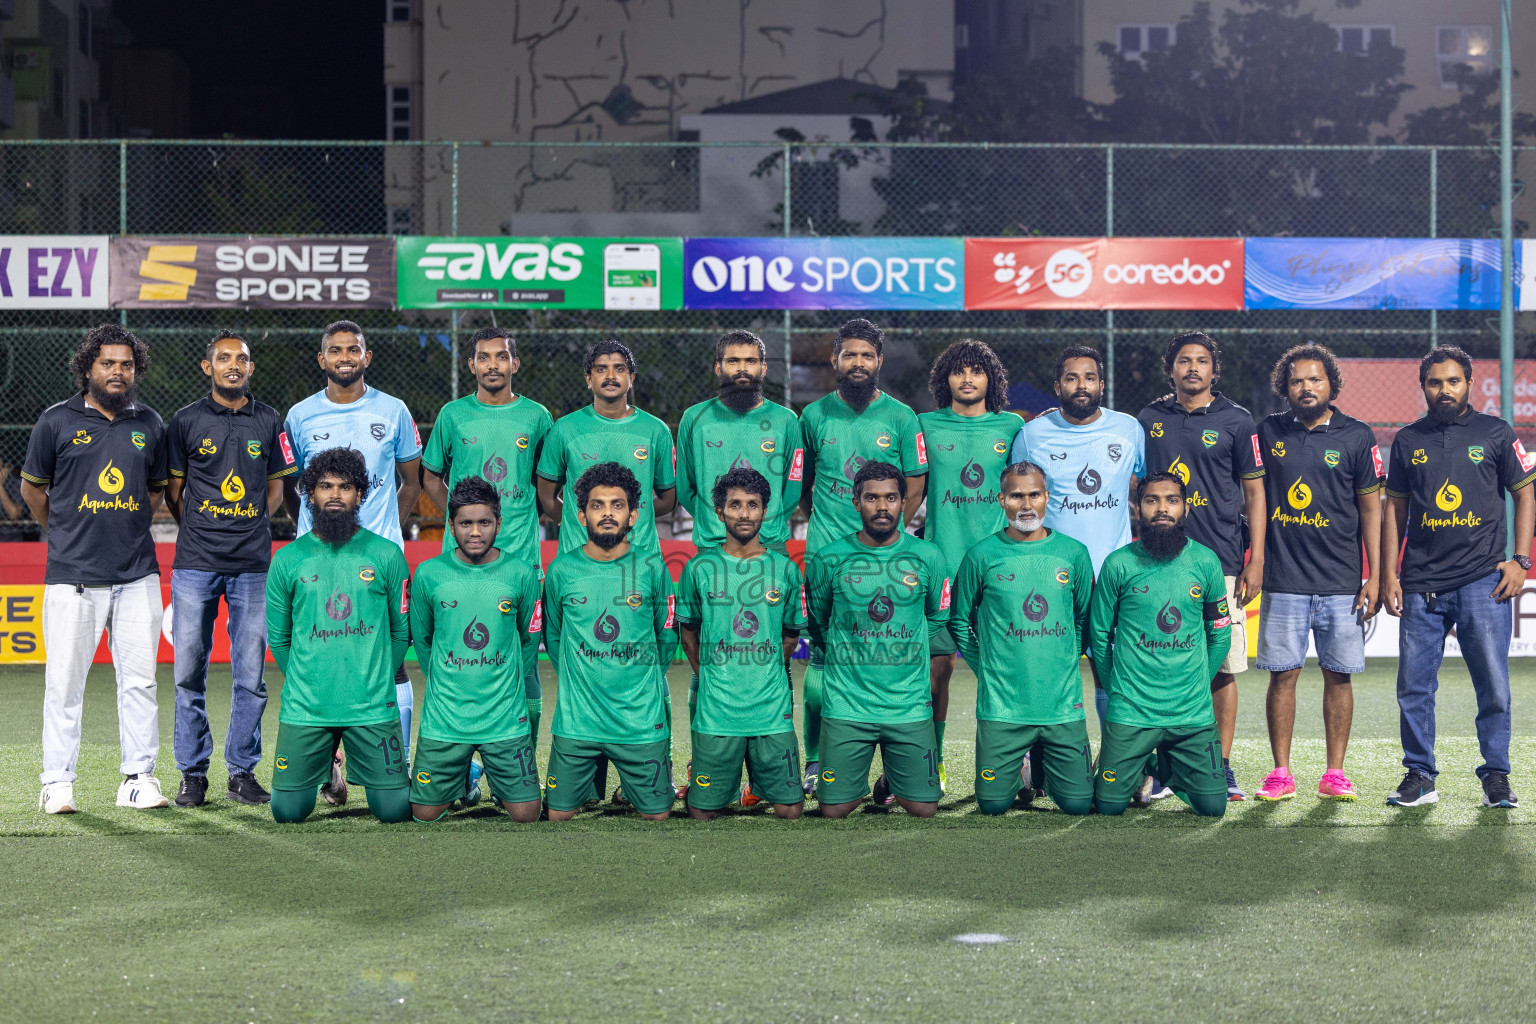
[950,462,1095,815]
[409,476,543,822]
[543,462,677,821]
[1089,472,1232,817]
[807,461,949,819]
[677,467,806,820]
[266,448,412,823]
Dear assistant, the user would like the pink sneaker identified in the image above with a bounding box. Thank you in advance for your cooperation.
[1317,769,1357,802]
[1254,767,1296,801]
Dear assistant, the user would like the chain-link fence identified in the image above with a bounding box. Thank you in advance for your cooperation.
[0,139,1530,536]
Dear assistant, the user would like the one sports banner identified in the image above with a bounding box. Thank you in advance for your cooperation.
[1244,238,1506,310]
[964,237,1243,310]
[0,235,109,308]
[396,237,684,309]
[683,237,963,310]
[110,237,395,308]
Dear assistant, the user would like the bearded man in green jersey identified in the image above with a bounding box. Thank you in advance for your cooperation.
[408,476,543,823]
[807,461,949,818]
[267,448,412,824]
[543,462,677,821]
[950,462,1095,815]
[421,326,553,774]
[678,466,806,820]
[917,338,1015,789]
[1089,472,1232,817]
[797,319,928,795]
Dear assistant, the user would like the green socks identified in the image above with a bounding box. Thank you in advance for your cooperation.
[934,719,946,765]
[527,698,542,752]
[271,788,316,823]
[273,785,409,823]
[366,786,411,823]
[801,662,824,762]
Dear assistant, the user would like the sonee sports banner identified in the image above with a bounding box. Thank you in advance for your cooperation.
[109,237,396,309]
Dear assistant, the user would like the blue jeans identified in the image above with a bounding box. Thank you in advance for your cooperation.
[172,569,269,776]
[1397,570,1512,780]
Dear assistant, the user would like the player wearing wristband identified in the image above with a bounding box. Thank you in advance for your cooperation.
[677,466,806,820]
[949,462,1094,815]
[408,476,543,823]
[266,448,412,824]
[805,461,949,818]
[1090,472,1232,817]
[917,339,1014,792]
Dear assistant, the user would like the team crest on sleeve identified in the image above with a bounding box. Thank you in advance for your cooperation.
[528,600,543,632]
[915,432,927,464]
[1371,445,1384,476]
[789,447,804,481]
[1513,439,1535,472]
[939,577,951,610]
[359,567,376,583]
[247,440,263,459]
[278,431,295,464]
[1250,434,1263,466]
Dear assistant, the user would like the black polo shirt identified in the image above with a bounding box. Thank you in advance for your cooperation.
[167,395,297,573]
[20,394,167,586]
[1138,392,1265,576]
[1258,408,1382,596]
[1385,409,1536,593]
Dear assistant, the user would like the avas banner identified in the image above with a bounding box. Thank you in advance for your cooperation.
[109,237,395,308]
[683,237,963,310]
[396,237,683,309]
[964,237,1244,310]
[1244,238,1506,310]
[0,235,109,308]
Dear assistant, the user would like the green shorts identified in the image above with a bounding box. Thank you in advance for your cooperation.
[545,735,674,815]
[410,735,541,806]
[688,730,802,810]
[928,625,957,658]
[1094,720,1226,809]
[272,719,407,792]
[975,719,1093,810]
[818,717,941,805]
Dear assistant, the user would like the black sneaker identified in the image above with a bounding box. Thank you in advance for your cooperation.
[871,773,896,807]
[227,771,271,805]
[1482,772,1519,808]
[1387,770,1438,807]
[175,773,208,808]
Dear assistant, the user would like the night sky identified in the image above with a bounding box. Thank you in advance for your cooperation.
[114,0,382,139]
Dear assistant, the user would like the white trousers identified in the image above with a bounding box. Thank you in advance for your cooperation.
[41,575,163,784]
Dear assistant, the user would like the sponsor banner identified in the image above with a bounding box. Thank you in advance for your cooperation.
[0,236,109,308]
[110,237,395,308]
[683,237,963,310]
[1244,238,1505,310]
[1336,358,1536,447]
[1520,240,1536,311]
[396,237,683,310]
[965,237,1243,310]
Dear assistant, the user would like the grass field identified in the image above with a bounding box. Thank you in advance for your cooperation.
[3,657,1535,1022]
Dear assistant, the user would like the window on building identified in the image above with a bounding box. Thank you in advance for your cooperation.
[387,1,411,22]
[79,100,89,138]
[1337,25,1392,54]
[388,85,411,140]
[51,68,64,119]
[1118,24,1176,60]
[388,205,413,234]
[1437,25,1494,88]
[78,7,91,57]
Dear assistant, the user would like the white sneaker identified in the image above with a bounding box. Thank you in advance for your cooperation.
[320,756,348,806]
[116,774,170,809]
[40,781,77,814]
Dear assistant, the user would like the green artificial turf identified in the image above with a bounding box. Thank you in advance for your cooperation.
[2,658,1535,1022]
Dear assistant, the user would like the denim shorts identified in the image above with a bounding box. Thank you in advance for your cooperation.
[1256,592,1366,675]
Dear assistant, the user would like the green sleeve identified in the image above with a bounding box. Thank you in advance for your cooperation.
[386,547,412,674]
[409,563,435,681]
[265,552,293,675]
[798,411,818,507]
[1087,557,1120,683]
[675,556,701,628]
[804,550,830,648]
[948,548,982,666]
[519,566,542,682]
[779,412,803,516]
[542,563,564,653]
[674,409,697,518]
[653,560,677,670]
[1071,545,1094,655]
[535,419,565,483]
[1203,557,1233,682]
[421,406,450,474]
[653,418,677,491]
[782,559,807,633]
[900,404,928,477]
[925,544,951,639]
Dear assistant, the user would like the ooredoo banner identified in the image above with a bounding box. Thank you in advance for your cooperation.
[683,237,964,310]
[964,237,1243,310]
[0,235,109,308]
[110,237,395,308]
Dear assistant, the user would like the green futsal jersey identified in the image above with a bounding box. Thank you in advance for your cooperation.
[1088,538,1232,728]
[675,397,803,548]
[543,545,677,744]
[536,405,676,555]
[266,528,411,727]
[676,546,807,736]
[799,391,927,553]
[916,407,1017,576]
[949,529,1094,725]
[421,393,553,565]
[804,531,950,725]
[409,549,543,744]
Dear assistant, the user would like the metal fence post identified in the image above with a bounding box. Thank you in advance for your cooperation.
[1429,147,1439,348]
[783,140,793,406]
[1105,145,1115,409]
[118,140,127,327]
[450,142,460,401]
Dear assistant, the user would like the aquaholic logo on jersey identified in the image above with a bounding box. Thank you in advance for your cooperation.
[841,453,867,481]
[1287,477,1311,510]
[1156,601,1182,634]
[959,459,985,489]
[1021,590,1049,622]
[1420,477,1482,532]
[1436,479,1462,511]
[482,454,508,482]
[1076,465,1102,494]
[594,612,621,642]
[867,593,895,624]
[463,617,490,651]
[1006,587,1067,641]
[78,459,140,514]
[1273,475,1330,528]
[732,608,760,638]
[326,590,352,620]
